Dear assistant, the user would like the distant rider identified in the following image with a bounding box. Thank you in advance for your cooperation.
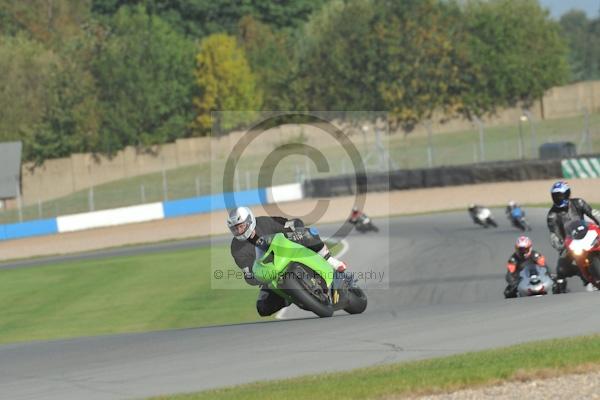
[505,201,522,217]
[547,181,600,292]
[227,207,348,316]
[468,204,486,226]
[348,207,366,225]
[504,236,551,298]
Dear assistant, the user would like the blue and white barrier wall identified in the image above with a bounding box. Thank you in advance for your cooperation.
[0,183,304,241]
[56,203,165,233]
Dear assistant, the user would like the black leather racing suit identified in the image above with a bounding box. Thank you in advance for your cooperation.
[230,216,329,316]
[547,198,600,286]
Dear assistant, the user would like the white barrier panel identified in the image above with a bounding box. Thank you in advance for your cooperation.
[57,203,165,233]
[267,183,304,204]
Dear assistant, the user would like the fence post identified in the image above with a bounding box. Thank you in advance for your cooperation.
[584,108,591,153]
[195,177,201,197]
[162,168,168,201]
[472,117,485,162]
[88,187,95,212]
[522,110,537,158]
[38,199,42,219]
[140,184,146,203]
[425,121,434,168]
[246,171,251,189]
[16,181,23,222]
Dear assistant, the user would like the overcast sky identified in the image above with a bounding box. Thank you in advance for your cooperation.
[538,0,599,18]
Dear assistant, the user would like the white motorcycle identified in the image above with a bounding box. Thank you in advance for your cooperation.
[469,207,498,228]
[516,261,555,297]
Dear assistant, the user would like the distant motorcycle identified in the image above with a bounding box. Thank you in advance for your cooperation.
[516,260,554,297]
[469,207,498,228]
[564,220,600,291]
[353,215,379,233]
[508,207,532,232]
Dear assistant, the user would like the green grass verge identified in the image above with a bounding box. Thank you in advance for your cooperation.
[0,245,262,344]
[0,238,342,344]
[150,335,600,400]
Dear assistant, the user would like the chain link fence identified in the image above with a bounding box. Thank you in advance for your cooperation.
[1,111,598,225]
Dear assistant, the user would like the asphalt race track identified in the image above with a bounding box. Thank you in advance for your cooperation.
[1,209,599,400]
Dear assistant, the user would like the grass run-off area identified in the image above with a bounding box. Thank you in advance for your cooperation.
[0,239,343,344]
[0,245,263,344]
[151,335,600,400]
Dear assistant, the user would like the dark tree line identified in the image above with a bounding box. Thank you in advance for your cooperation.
[0,0,579,162]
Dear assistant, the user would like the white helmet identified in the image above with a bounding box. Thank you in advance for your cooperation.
[508,200,516,207]
[227,207,256,241]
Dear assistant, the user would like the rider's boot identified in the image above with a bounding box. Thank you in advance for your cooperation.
[503,284,517,299]
[585,282,598,292]
[552,277,567,294]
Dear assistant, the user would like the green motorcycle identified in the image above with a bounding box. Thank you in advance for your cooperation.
[252,233,368,318]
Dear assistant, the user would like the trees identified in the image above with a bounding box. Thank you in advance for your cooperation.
[91,5,196,152]
[293,0,569,128]
[91,0,324,37]
[238,16,298,111]
[0,0,92,45]
[373,0,472,129]
[0,35,59,153]
[560,10,600,81]
[193,33,262,134]
[462,0,569,115]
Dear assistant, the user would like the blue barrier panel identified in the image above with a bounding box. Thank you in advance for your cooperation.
[0,225,6,241]
[163,188,268,218]
[1,218,58,241]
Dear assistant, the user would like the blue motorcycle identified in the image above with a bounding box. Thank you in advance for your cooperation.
[508,207,531,232]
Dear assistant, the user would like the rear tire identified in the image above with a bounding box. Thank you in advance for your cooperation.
[343,287,368,314]
[280,264,334,318]
[488,218,498,228]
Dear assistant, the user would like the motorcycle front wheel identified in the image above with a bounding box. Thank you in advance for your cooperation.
[588,255,600,290]
[280,263,334,318]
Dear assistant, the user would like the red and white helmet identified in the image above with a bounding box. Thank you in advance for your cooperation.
[515,236,533,258]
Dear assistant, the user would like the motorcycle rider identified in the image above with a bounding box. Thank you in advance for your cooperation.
[505,200,521,216]
[348,207,367,225]
[504,236,551,298]
[468,204,492,227]
[506,200,530,230]
[547,181,600,293]
[227,207,348,316]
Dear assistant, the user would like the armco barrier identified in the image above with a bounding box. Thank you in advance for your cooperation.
[303,159,563,198]
[0,187,276,241]
[266,183,303,203]
[0,218,58,241]
[56,203,164,233]
[162,188,268,218]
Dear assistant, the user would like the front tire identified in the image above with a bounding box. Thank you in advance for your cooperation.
[588,255,600,289]
[344,287,368,314]
[280,264,334,318]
